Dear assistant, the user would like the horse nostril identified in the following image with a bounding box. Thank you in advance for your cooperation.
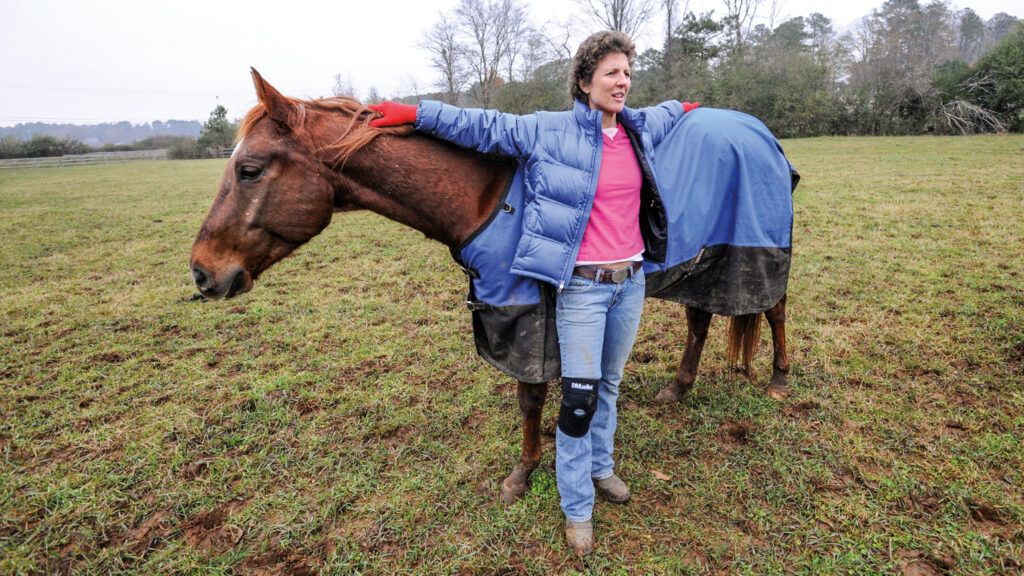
[191,265,210,289]
[226,267,246,298]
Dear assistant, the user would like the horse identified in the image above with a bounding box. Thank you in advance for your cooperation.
[190,69,793,503]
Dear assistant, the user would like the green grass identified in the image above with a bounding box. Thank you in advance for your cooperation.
[1,135,1023,575]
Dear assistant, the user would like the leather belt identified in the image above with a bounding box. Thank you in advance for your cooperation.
[572,261,642,284]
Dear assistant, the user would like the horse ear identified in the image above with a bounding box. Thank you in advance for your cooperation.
[250,68,302,129]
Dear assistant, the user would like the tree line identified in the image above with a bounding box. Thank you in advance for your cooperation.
[6,0,1019,160]
[0,106,236,160]
[412,0,1022,137]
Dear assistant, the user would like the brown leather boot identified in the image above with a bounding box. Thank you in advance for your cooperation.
[564,518,594,556]
[594,473,631,504]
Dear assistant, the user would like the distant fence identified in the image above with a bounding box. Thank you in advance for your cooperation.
[0,149,170,169]
[167,146,235,160]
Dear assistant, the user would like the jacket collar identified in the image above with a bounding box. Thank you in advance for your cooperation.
[572,99,646,134]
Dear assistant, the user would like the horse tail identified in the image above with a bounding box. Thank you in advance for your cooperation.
[727,313,762,372]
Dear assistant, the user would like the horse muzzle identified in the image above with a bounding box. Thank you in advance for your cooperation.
[190,263,251,299]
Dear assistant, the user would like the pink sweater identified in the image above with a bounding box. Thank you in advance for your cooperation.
[576,125,644,264]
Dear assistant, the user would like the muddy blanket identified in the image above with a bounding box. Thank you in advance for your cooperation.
[455,108,799,383]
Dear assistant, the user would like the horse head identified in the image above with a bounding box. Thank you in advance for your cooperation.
[189,69,336,299]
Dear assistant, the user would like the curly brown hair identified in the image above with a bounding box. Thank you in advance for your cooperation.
[568,31,636,105]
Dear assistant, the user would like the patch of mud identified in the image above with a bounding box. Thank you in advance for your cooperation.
[816,465,857,493]
[717,420,755,445]
[182,498,248,554]
[1007,340,1024,374]
[73,410,125,432]
[242,548,316,575]
[327,516,405,560]
[92,351,127,363]
[111,318,145,333]
[964,498,1008,536]
[895,549,952,576]
[378,425,418,448]
[110,510,174,558]
[841,420,864,433]
[15,393,44,404]
[782,400,821,418]
[631,349,658,364]
[150,394,172,406]
[336,357,399,387]
[948,390,978,407]
[265,390,326,416]
[461,408,487,429]
[48,533,94,574]
[159,324,183,337]
[179,456,217,480]
[28,445,81,472]
[908,490,944,516]
[939,420,969,438]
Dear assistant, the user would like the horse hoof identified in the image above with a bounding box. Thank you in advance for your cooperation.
[655,386,683,403]
[499,477,527,505]
[767,371,789,400]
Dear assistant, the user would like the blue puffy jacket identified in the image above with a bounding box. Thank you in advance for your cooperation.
[415,99,684,290]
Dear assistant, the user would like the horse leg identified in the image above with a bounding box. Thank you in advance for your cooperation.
[764,294,790,400]
[499,380,548,504]
[656,307,713,402]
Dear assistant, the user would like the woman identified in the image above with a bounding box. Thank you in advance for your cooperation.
[370,31,697,556]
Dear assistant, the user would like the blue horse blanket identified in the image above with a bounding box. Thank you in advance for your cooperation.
[455,108,799,383]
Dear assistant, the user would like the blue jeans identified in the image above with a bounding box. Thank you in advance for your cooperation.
[555,269,645,522]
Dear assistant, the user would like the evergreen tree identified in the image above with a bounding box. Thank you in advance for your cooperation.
[197,105,236,149]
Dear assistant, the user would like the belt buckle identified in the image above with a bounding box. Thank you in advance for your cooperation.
[610,266,630,283]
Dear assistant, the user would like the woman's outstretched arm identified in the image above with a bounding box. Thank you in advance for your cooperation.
[370,100,539,159]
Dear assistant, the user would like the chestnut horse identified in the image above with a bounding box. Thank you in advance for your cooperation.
[190,70,790,503]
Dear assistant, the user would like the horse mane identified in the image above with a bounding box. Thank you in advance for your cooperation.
[237,95,414,166]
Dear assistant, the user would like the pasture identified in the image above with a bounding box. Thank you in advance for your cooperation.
[1,135,1022,575]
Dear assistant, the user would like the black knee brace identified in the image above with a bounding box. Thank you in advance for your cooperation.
[558,377,599,438]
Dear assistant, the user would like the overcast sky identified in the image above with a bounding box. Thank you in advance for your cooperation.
[1,0,1018,127]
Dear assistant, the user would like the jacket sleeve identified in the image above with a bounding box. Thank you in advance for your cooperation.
[639,100,685,147]
[415,100,538,159]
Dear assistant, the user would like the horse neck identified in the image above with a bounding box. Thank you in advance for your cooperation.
[331,134,514,249]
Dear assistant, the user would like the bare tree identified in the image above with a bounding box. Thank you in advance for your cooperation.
[332,73,355,98]
[366,86,382,105]
[664,0,679,45]
[956,8,986,63]
[663,0,696,47]
[420,15,470,104]
[577,0,657,38]
[493,0,532,82]
[519,29,557,81]
[765,0,783,30]
[721,0,761,56]
[455,0,495,106]
[453,0,534,105]
[541,17,577,61]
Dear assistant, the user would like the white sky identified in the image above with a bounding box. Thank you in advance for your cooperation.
[0,0,1018,127]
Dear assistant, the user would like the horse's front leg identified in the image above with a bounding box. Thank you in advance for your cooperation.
[499,380,548,504]
[764,294,790,400]
[656,307,713,402]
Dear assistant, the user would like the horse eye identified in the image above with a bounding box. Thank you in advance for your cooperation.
[239,165,262,181]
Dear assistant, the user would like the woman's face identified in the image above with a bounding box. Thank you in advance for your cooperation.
[580,52,631,119]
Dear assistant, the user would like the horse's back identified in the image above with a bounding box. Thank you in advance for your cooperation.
[646,108,798,315]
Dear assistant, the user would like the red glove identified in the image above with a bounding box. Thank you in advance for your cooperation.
[681,101,701,113]
[368,101,417,127]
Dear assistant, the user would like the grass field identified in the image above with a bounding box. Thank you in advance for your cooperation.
[1,135,1022,575]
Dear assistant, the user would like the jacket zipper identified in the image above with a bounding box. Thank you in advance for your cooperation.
[558,113,603,293]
